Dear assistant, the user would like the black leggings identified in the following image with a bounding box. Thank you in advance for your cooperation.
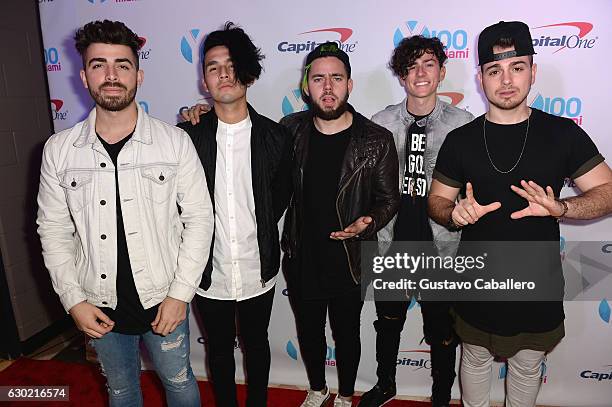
[290,289,364,397]
[196,287,275,407]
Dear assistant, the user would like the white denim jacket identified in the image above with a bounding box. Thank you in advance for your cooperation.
[37,105,214,312]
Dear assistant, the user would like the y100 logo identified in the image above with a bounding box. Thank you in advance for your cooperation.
[282,89,309,117]
[287,340,336,366]
[180,29,204,64]
[138,101,149,113]
[530,94,583,126]
[394,21,469,59]
[44,48,62,72]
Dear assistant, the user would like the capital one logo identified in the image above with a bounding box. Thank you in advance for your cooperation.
[180,29,204,64]
[437,92,464,107]
[531,22,597,54]
[393,21,469,59]
[277,28,357,54]
[50,99,67,121]
[282,88,309,117]
[397,349,431,370]
[137,36,151,61]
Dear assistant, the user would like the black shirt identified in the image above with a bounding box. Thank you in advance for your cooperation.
[433,109,604,335]
[98,133,159,334]
[299,125,357,299]
[394,112,433,242]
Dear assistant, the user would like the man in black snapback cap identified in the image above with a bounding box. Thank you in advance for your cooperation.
[428,20,612,407]
[281,41,400,407]
[477,21,536,66]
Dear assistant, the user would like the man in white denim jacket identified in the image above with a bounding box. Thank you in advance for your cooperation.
[36,20,212,406]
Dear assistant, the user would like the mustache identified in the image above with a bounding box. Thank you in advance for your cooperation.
[100,81,127,90]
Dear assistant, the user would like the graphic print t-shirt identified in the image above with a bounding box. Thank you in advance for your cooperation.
[393,113,433,242]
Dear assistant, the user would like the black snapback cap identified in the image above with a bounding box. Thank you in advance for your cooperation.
[478,21,536,66]
[301,42,351,90]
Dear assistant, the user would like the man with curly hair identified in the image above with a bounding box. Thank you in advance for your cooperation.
[359,35,474,407]
[37,20,213,406]
[177,22,293,407]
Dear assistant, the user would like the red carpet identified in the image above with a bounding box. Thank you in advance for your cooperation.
[0,358,432,406]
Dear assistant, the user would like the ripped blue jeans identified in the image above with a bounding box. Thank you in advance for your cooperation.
[91,311,200,407]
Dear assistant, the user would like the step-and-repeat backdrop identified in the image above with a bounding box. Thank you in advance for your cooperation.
[38,0,611,405]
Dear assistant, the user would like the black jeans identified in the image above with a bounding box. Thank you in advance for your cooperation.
[195,287,275,407]
[372,300,457,405]
[290,288,363,397]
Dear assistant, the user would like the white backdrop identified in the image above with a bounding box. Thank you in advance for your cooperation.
[38,0,612,405]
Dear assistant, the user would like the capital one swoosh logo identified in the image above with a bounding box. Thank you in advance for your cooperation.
[532,22,594,54]
[437,92,464,106]
[50,99,63,111]
[299,28,353,43]
[138,36,147,49]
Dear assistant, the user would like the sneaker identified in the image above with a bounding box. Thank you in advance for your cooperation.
[300,386,330,407]
[333,395,353,406]
[357,382,396,406]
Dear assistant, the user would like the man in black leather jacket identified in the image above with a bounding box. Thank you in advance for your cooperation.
[178,23,292,407]
[280,42,400,407]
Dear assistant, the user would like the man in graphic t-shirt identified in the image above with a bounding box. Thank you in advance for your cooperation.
[280,42,400,407]
[360,35,474,407]
[428,21,612,407]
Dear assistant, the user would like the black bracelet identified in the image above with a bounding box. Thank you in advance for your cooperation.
[447,216,462,231]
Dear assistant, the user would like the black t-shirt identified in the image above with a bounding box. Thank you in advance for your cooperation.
[394,113,433,242]
[433,109,604,335]
[299,125,357,299]
[98,133,159,334]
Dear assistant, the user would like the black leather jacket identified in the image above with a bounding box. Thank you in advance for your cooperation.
[280,105,400,284]
[178,104,293,290]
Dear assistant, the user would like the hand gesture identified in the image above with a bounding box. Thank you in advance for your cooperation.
[69,301,114,338]
[180,103,211,125]
[330,216,372,240]
[151,297,187,336]
[452,182,501,226]
[510,180,564,219]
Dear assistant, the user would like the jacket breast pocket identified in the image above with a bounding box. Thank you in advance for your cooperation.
[60,171,93,213]
[140,165,177,204]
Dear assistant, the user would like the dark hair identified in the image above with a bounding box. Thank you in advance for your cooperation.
[202,22,264,85]
[74,20,142,68]
[389,35,447,77]
[481,37,533,71]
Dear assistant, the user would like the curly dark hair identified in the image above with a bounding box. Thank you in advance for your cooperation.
[74,20,142,68]
[389,35,448,78]
[202,22,264,85]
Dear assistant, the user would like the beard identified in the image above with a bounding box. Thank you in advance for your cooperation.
[310,91,349,121]
[488,88,529,111]
[89,81,136,112]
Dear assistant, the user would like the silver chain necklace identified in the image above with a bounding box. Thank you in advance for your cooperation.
[482,114,530,174]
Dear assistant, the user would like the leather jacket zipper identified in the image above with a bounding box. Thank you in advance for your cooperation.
[335,159,368,284]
